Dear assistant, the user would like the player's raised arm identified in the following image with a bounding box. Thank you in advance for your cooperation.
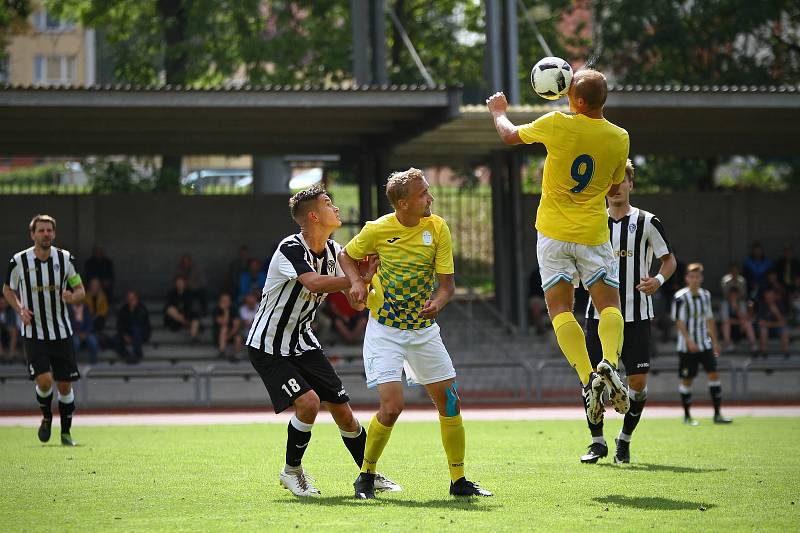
[296,272,350,294]
[486,92,523,145]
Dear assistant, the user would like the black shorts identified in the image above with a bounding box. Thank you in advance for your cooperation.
[23,338,80,382]
[587,319,651,376]
[248,347,350,414]
[679,350,718,379]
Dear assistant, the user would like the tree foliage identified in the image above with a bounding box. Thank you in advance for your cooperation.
[0,0,31,60]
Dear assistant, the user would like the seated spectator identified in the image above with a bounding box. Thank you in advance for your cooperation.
[720,287,757,352]
[0,295,19,363]
[775,244,800,291]
[113,290,151,363]
[85,245,115,302]
[238,259,266,302]
[528,267,546,335]
[212,293,242,361]
[238,292,259,337]
[720,262,747,298]
[85,277,110,333]
[791,274,800,326]
[756,289,790,357]
[326,291,367,345]
[227,245,251,295]
[743,242,773,298]
[176,254,208,315]
[69,302,99,364]
[164,275,200,342]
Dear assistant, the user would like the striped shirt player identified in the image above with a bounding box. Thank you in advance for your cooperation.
[2,214,85,446]
[671,262,731,425]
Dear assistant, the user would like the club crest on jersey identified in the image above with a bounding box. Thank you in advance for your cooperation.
[327,260,336,271]
[54,263,60,272]
[422,230,433,245]
[628,223,637,234]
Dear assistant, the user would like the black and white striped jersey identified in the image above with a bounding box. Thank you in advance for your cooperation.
[5,246,78,340]
[246,234,344,356]
[671,287,714,352]
[587,206,672,322]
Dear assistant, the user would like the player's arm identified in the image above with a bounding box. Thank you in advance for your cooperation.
[486,92,524,145]
[296,272,350,294]
[636,253,677,295]
[707,317,721,357]
[3,283,32,324]
[420,273,455,319]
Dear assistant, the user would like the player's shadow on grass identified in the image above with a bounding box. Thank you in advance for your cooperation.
[279,496,497,511]
[594,495,715,511]
[597,462,725,474]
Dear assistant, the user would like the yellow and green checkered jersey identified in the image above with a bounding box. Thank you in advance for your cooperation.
[345,213,454,330]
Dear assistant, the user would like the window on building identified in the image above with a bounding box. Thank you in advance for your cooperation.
[34,55,77,85]
[33,9,75,31]
[0,57,8,83]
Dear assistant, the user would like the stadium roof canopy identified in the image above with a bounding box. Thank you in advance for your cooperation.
[0,83,460,156]
[390,85,800,167]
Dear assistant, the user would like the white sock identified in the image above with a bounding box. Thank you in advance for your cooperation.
[283,464,303,474]
[592,436,607,446]
[618,431,632,442]
[35,385,52,398]
[340,425,362,439]
[290,414,313,433]
[57,389,75,403]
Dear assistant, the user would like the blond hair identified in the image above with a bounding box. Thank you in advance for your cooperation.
[687,262,704,274]
[29,214,56,232]
[624,159,635,182]
[385,167,425,208]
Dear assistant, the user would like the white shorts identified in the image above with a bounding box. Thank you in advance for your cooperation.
[536,232,620,292]
[362,316,456,389]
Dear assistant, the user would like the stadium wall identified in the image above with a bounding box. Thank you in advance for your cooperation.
[522,192,798,293]
[0,194,295,299]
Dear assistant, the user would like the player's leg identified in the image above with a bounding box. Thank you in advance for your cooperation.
[34,371,54,443]
[679,353,699,425]
[49,339,81,446]
[581,319,607,463]
[614,321,652,463]
[704,354,732,424]
[55,380,77,446]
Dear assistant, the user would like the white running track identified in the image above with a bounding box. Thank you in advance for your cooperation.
[0,406,798,427]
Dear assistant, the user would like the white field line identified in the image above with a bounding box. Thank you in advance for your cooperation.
[0,405,798,428]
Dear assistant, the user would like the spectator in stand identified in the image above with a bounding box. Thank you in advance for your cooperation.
[113,290,151,363]
[720,286,757,353]
[756,288,790,357]
[775,244,800,292]
[69,302,99,364]
[176,254,208,316]
[238,258,267,303]
[238,292,259,338]
[762,270,789,309]
[164,275,200,342]
[0,295,19,363]
[85,245,115,302]
[212,292,242,361]
[528,266,546,335]
[227,245,251,294]
[790,273,800,326]
[720,262,748,298]
[85,277,110,333]
[325,290,368,345]
[743,242,773,299]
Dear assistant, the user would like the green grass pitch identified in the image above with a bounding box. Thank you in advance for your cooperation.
[2,417,798,532]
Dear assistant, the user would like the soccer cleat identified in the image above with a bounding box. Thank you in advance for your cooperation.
[580,442,608,464]
[279,468,320,497]
[683,416,700,426]
[450,477,493,497]
[37,418,52,443]
[374,473,402,492]
[354,472,376,499]
[60,433,77,447]
[597,359,630,414]
[583,373,606,425]
[713,414,733,424]
[614,438,630,464]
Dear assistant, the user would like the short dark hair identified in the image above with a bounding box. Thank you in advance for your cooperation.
[289,185,328,223]
[29,214,56,232]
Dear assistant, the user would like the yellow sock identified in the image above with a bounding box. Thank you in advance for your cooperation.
[361,415,393,474]
[439,414,465,482]
[598,307,624,366]
[552,311,592,385]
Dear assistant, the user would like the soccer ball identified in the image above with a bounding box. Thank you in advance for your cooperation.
[530,56,573,100]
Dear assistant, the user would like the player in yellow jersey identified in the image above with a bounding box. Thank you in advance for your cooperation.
[486,69,630,425]
[339,168,492,499]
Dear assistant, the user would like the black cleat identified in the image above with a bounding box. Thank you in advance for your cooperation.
[713,414,733,424]
[354,472,376,499]
[580,442,608,463]
[60,433,77,447]
[449,477,493,496]
[37,418,52,443]
[614,438,630,464]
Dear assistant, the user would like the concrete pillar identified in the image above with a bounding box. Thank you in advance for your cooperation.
[351,0,370,84]
[485,0,503,92]
[370,0,388,85]
[504,0,520,104]
[252,156,290,194]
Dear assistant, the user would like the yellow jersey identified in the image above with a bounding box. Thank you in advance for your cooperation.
[344,213,454,330]
[519,111,629,245]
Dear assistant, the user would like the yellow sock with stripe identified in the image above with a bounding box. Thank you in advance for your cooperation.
[552,311,592,385]
[598,307,624,366]
[360,415,393,474]
[439,414,465,482]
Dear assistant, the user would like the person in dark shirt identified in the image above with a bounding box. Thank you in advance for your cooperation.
[164,275,200,342]
[84,246,115,302]
[756,288,790,357]
[212,292,241,360]
[69,303,99,364]
[113,290,151,363]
